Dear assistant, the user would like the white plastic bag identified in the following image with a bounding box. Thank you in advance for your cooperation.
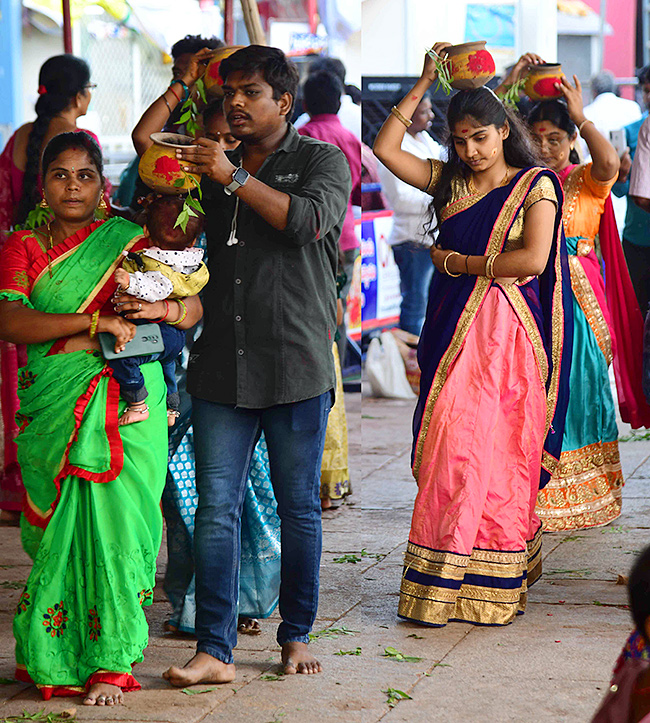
[365,331,417,399]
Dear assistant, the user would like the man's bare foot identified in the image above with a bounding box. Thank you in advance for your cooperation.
[163,652,236,687]
[237,616,261,635]
[83,682,123,706]
[320,496,332,510]
[118,402,149,426]
[167,409,180,427]
[281,641,322,675]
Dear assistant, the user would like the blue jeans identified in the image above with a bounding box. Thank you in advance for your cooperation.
[109,322,185,410]
[192,391,332,663]
[391,241,434,336]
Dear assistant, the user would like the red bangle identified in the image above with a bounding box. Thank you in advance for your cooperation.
[159,299,170,322]
[167,85,182,103]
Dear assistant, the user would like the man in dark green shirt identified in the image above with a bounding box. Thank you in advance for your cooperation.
[163,45,351,687]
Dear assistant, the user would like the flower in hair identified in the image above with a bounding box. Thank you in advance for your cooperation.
[38,85,47,95]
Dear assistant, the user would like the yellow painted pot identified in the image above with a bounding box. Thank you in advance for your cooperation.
[445,41,496,90]
[203,45,245,98]
[138,133,201,194]
[525,63,564,101]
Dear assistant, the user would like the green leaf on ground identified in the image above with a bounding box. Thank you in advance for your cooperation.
[383,687,412,708]
[4,710,77,722]
[360,548,385,561]
[407,634,424,639]
[1,580,26,589]
[333,553,362,564]
[334,647,362,656]
[260,673,285,681]
[383,646,422,663]
[0,677,18,684]
[309,625,359,641]
[181,687,217,695]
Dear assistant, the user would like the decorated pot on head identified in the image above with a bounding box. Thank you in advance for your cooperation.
[203,45,246,98]
[525,63,565,101]
[445,41,496,90]
[138,133,201,194]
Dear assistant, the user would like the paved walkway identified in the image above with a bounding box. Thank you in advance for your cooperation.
[1,392,649,722]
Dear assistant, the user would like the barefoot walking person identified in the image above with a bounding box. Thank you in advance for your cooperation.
[162,45,350,684]
[374,44,573,626]
[0,132,201,704]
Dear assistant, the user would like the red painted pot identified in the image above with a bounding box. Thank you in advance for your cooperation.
[203,46,245,98]
[525,63,565,101]
[445,41,496,90]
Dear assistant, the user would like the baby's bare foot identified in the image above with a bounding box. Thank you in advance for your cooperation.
[281,641,322,675]
[83,682,123,706]
[163,652,236,687]
[119,402,149,426]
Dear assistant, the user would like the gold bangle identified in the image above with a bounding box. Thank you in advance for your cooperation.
[443,251,462,277]
[390,106,412,128]
[89,309,100,339]
[578,118,594,135]
[485,253,499,278]
[167,299,188,326]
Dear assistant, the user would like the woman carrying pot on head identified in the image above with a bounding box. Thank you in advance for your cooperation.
[527,75,650,531]
[0,131,201,704]
[373,43,573,627]
[0,54,105,526]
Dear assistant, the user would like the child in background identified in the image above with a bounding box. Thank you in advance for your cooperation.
[112,194,208,426]
[592,545,650,722]
[201,100,240,151]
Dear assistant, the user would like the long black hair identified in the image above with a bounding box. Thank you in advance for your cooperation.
[41,131,104,186]
[16,55,91,225]
[431,87,541,224]
[527,99,580,165]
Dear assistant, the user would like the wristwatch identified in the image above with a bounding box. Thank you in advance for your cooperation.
[224,167,250,195]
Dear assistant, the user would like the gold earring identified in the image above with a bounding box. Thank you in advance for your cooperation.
[39,198,48,209]
[98,196,108,211]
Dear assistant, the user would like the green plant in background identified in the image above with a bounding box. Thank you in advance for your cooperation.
[426,48,453,95]
[178,77,208,137]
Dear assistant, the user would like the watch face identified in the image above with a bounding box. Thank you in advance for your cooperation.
[233,167,249,185]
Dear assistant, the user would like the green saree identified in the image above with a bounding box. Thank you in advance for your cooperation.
[0,218,167,699]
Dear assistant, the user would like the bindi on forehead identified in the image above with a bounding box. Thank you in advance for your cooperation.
[539,126,547,132]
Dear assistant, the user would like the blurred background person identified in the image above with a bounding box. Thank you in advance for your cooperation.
[294,56,361,138]
[613,65,650,315]
[0,54,100,525]
[376,92,443,336]
[298,69,360,510]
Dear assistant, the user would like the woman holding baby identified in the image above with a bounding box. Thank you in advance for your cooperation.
[0,131,201,705]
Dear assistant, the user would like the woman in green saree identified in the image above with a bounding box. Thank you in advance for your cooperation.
[0,132,201,705]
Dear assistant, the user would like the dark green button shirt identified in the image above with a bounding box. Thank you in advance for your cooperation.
[187,124,352,408]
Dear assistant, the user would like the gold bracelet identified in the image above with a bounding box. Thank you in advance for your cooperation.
[443,251,462,277]
[578,118,594,135]
[88,309,100,339]
[485,253,498,278]
[167,299,188,326]
[390,106,412,128]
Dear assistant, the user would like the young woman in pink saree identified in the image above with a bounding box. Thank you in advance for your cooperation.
[374,45,573,627]
[0,55,100,524]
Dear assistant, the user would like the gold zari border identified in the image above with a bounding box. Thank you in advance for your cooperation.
[537,440,623,531]
[568,255,613,365]
[413,169,542,479]
[399,526,543,626]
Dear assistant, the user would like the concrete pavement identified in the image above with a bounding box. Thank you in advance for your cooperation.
[1,391,649,722]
